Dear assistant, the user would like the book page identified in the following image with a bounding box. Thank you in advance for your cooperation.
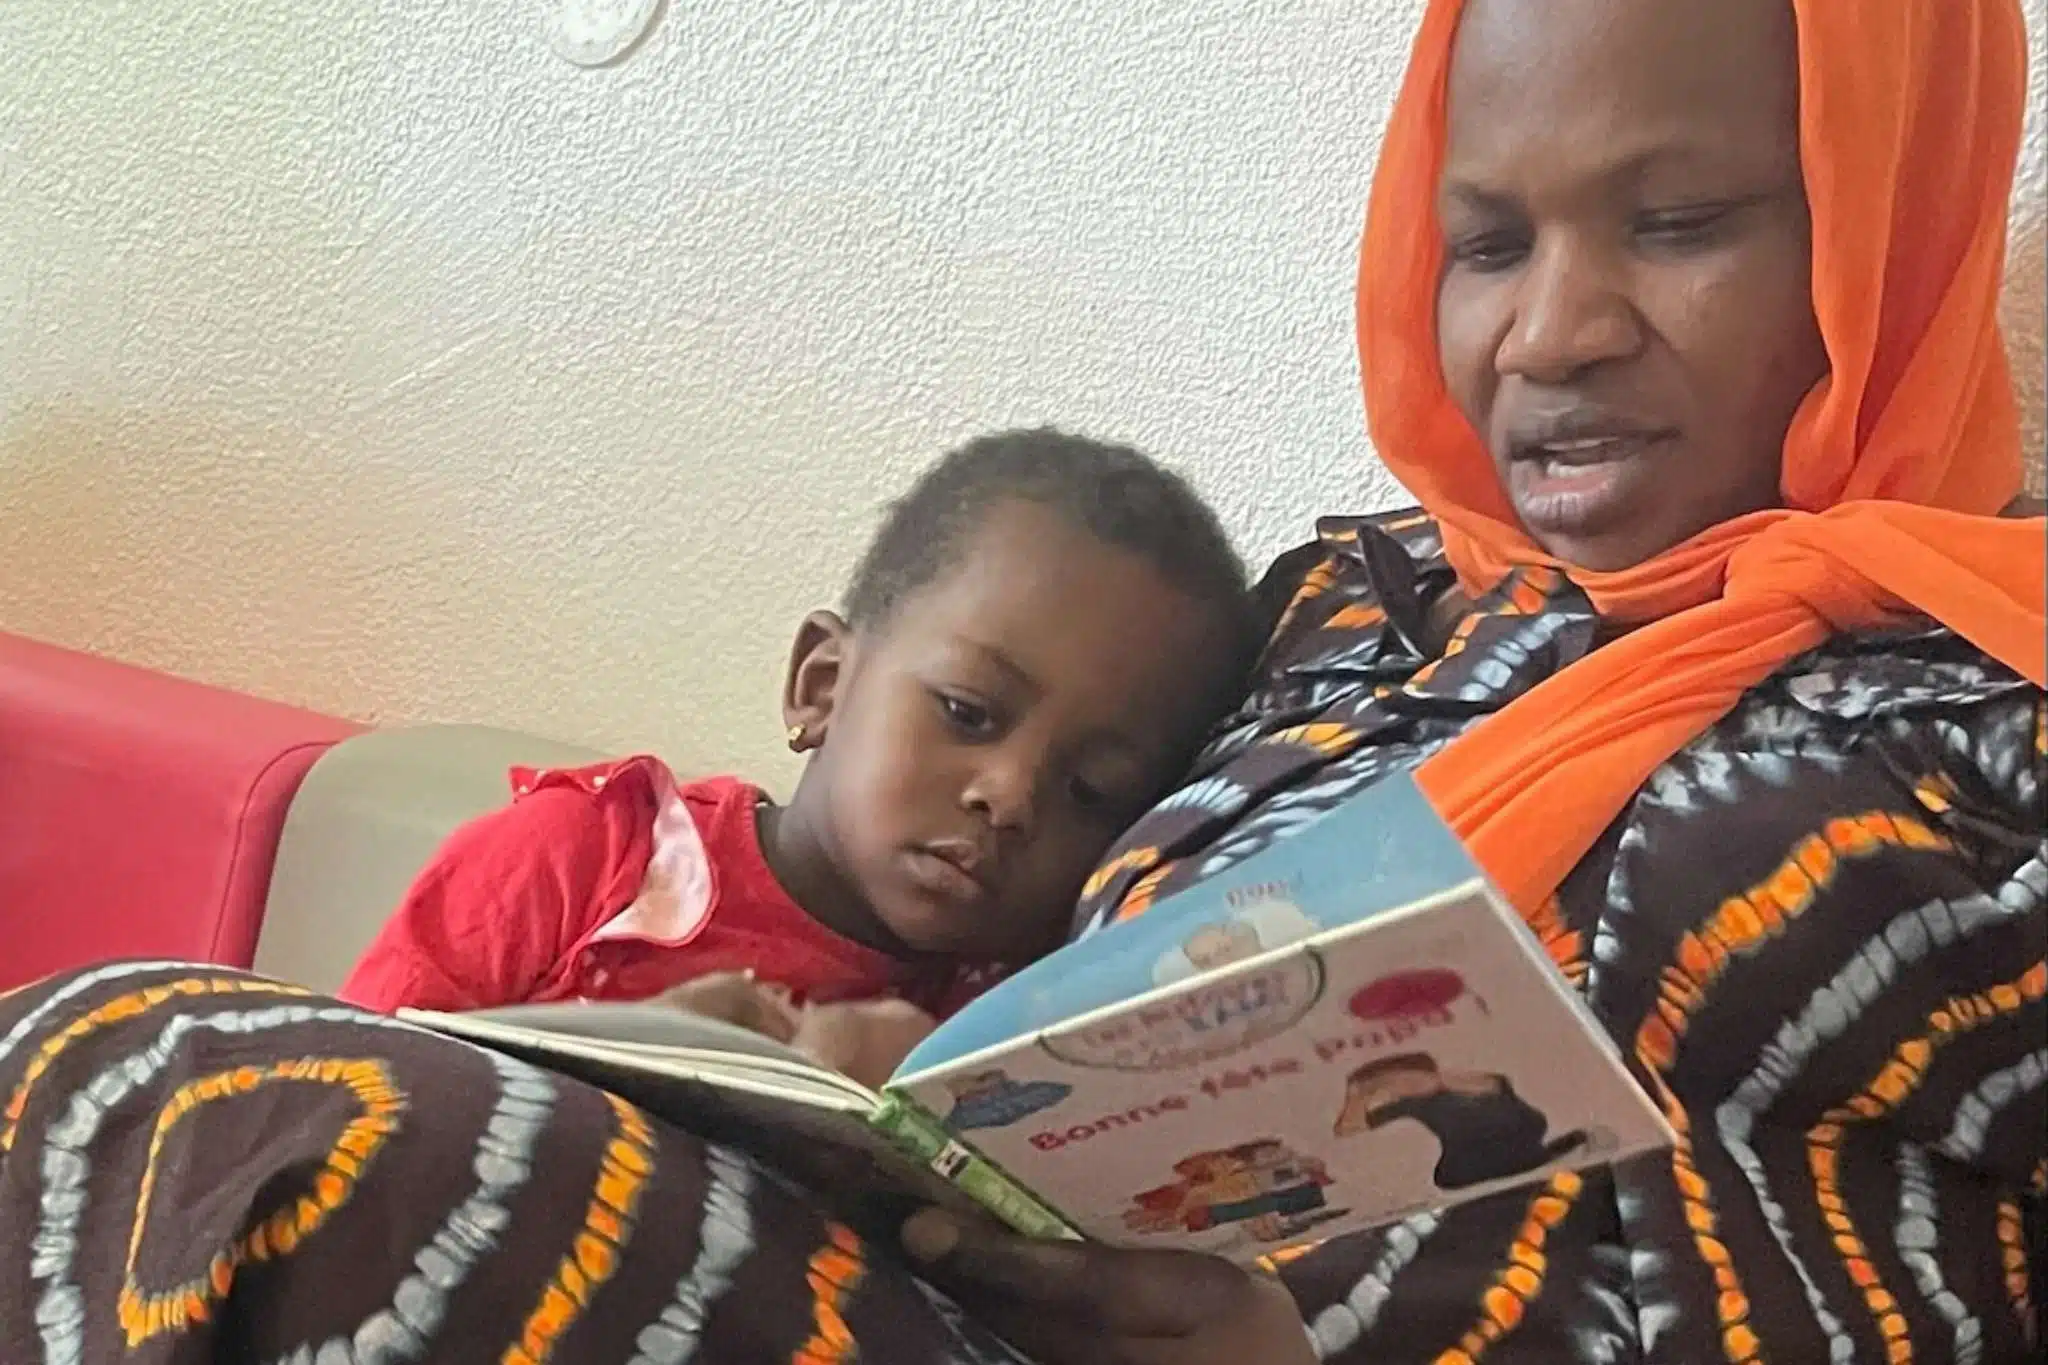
[402,1007,1000,1236]
[405,1000,835,1070]
[892,887,1672,1264]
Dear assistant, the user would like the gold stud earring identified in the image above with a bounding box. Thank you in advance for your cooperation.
[787,724,809,752]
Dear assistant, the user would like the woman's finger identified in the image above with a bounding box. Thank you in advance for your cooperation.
[899,1208,1254,1338]
[901,1208,1097,1305]
[934,1289,1119,1365]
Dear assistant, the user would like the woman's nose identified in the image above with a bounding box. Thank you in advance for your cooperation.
[1495,235,1643,383]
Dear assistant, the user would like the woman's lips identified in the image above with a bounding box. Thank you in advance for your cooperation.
[1505,433,1673,540]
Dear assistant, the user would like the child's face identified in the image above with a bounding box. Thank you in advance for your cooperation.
[1184,922,1260,970]
[789,499,1235,962]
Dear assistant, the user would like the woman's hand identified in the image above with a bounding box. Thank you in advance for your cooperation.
[900,1208,1315,1365]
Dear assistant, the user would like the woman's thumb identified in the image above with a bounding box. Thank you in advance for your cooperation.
[900,1208,1258,1338]
[899,1207,965,1264]
[899,1209,1093,1301]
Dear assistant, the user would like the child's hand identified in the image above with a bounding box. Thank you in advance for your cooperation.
[900,1208,1314,1365]
[654,975,934,1088]
[788,997,937,1089]
[655,971,803,1044]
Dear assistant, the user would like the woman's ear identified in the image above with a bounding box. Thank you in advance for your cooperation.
[784,611,853,751]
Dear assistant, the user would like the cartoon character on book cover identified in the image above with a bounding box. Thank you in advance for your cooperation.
[941,1068,1072,1133]
[1332,1053,1587,1191]
[1149,890,1320,988]
[1120,1139,1346,1244]
[1330,967,1587,1191]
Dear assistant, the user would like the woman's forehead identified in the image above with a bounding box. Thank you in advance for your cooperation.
[1444,0,1800,180]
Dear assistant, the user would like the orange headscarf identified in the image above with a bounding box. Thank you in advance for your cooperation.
[1367,0,2048,913]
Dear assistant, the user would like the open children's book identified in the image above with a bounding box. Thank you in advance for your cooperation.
[402,774,1673,1264]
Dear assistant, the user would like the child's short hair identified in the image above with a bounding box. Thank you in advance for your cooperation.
[844,427,1258,679]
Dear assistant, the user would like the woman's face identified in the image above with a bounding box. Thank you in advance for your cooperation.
[1435,0,1830,573]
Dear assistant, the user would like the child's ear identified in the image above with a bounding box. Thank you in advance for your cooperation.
[784,610,853,749]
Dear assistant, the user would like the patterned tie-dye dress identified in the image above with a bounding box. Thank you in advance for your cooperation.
[1,509,2040,1364]
[1073,511,2046,1365]
[0,961,1035,1365]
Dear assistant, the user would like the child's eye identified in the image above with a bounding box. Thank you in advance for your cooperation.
[1069,775,1138,818]
[1068,776,1110,811]
[935,692,996,736]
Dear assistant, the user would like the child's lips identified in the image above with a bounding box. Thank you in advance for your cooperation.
[905,844,991,903]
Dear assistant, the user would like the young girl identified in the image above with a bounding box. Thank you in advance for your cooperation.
[341,428,1257,1083]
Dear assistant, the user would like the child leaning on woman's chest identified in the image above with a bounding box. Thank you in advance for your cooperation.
[341,428,1257,1085]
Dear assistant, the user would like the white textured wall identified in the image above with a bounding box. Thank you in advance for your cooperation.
[2,1,2042,783]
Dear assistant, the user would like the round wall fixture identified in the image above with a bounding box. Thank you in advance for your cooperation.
[547,0,663,68]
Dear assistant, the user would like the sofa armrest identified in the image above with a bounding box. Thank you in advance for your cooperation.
[0,631,358,990]
[252,724,604,993]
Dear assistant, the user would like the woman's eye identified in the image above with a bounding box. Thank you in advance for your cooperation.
[1446,230,1528,272]
[936,693,996,736]
[1634,204,1733,247]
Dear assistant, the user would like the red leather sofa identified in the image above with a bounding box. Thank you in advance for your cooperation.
[0,631,360,991]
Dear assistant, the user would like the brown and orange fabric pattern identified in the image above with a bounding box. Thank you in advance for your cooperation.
[0,963,1031,1365]
[0,511,2041,1365]
[1075,509,2046,1365]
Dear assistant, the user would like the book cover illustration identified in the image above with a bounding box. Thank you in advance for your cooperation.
[891,884,1666,1262]
[936,1069,1074,1133]
[895,772,1489,1073]
[407,777,1672,1261]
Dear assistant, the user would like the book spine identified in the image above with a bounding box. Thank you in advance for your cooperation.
[869,1094,1078,1242]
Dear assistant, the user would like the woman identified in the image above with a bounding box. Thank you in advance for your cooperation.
[1061,0,2047,1360]
[1,0,2040,1362]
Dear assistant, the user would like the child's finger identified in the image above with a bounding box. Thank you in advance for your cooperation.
[658,973,800,1043]
[790,999,937,1088]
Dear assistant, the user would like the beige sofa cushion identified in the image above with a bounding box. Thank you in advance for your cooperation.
[252,724,603,993]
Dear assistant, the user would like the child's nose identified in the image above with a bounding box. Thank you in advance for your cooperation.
[961,750,1042,831]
